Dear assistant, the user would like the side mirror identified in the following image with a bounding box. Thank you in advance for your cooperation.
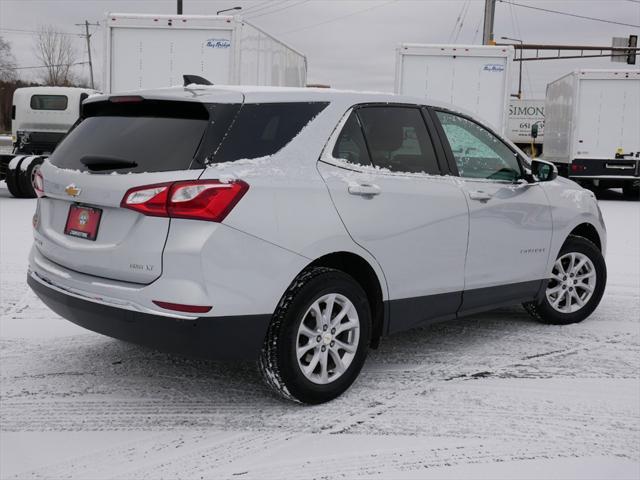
[530,123,539,139]
[531,159,557,182]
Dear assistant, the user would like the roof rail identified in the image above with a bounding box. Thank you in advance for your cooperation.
[183,75,213,86]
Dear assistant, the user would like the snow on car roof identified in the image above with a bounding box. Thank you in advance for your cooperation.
[84,84,460,112]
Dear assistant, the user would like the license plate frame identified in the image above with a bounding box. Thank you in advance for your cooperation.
[64,205,102,241]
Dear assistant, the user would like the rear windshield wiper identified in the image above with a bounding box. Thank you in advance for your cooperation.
[80,155,138,172]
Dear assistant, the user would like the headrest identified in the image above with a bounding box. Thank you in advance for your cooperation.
[363,115,404,152]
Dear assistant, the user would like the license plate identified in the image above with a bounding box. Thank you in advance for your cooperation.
[64,205,102,241]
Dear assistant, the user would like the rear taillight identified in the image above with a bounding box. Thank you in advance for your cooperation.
[571,163,587,173]
[121,180,248,222]
[33,168,45,198]
[121,183,170,217]
[168,180,248,221]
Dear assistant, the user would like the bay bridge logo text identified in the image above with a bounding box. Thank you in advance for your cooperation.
[483,64,505,72]
[206,39,231,48]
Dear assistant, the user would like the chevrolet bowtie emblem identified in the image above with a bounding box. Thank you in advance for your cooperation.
[65,184,81,197]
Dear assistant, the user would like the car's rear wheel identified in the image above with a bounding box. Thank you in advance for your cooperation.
[524,235,606,325]
[259,267,371,404]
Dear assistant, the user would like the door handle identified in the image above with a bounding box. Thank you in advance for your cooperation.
[348,183,381,197]
[468,190,493,202]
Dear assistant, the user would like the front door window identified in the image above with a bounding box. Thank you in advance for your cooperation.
[436,111,521,182]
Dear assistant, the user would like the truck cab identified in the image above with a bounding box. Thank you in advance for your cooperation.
[12,86,98,155]
[1,86,98,199]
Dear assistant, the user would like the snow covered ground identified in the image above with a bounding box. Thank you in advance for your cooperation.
[1,185,638,480]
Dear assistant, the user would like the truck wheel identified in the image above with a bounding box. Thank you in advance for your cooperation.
[18,156,44,198]
[523,235,606,325]
[622,182,640,200]
[259,267,371,404]
[5,156,26,198]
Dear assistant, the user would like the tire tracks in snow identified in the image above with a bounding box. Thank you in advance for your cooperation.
[9,431,292,480]
[323,331,636,435]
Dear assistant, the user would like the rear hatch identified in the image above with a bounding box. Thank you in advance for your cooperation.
[35,95,242,284]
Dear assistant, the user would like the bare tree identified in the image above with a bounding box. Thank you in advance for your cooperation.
[33,26,77,86]
[0,36,17,82]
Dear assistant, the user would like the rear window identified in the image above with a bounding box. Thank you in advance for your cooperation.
[210,102,328,163]
[50,100,213,174]
[31,95,68,111]
[49,100,327,173]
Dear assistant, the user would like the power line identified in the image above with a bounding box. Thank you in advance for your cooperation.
[506,0,532,98]
[242,0,289,17]
[448,0,468,43]
[499,0,640,28]
[4,62,89,71]
[247,0,310,19]
[280,0,397,35]
[241,1,279,15]
[0,27,80,37]
[453,0,472,43]
[472,14,483,44]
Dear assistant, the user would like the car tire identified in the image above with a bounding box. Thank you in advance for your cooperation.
[523,235,606,325]
[5,156,26,198]
[259,266,371,404]
[18,156,44,199]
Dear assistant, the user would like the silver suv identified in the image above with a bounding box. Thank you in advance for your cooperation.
[29,86,607,403]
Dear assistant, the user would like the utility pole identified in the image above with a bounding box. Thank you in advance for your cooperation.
[75,20,99,89]
[483,0,496,45]
[177,0,183,14]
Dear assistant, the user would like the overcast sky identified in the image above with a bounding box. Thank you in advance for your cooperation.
[1,0,639,98]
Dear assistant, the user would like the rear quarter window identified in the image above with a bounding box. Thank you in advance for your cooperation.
[211,102,328,163]
[30,95,68,111]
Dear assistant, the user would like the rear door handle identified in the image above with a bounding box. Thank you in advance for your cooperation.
[468,190,493,202]
[348,183,381,197]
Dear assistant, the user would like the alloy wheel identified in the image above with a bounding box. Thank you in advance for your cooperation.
[546,252,596,314]
[296,293,360,384]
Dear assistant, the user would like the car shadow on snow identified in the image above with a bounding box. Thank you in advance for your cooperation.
[18,305,542,404]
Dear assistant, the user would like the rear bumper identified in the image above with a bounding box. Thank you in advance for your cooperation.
[568,158,640,182]
[28,272,271,360]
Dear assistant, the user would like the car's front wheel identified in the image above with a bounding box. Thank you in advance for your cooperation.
[524,235,606,325]
[259,267,371,404]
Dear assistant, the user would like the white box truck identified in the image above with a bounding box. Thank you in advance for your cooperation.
[104,13,307,92]
[395,44,514,134]
[507,98,544,156]
[543,69,640,198]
